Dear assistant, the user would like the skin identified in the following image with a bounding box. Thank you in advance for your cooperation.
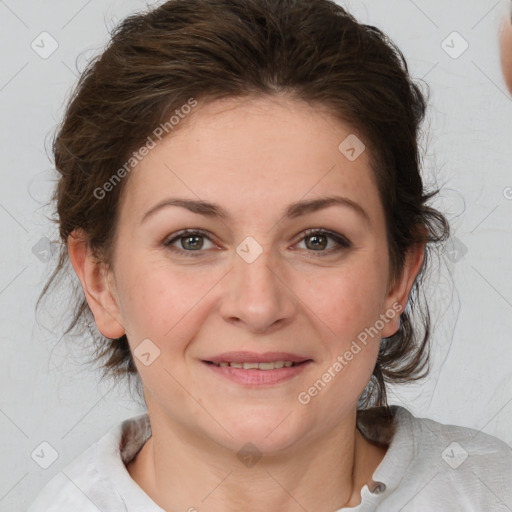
[500,14,512,93]
[68,94,424,511]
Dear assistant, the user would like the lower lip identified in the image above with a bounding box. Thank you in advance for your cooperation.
[202,361,313,386]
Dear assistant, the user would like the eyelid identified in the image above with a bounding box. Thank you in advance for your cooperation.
[296,228,352,249]
[163,228,218,249]
[163,227,352,257]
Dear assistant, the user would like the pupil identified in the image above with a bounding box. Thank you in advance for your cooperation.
[307,235,326,250]
[184,235,203,250]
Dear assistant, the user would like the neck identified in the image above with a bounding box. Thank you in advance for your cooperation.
[127,408,387,512]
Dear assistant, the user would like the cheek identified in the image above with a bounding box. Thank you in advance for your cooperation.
[299,258,388,340]
[114,260,186,340]
[302,268,385,406]
[116,257,223,353]
[114,238,388,366]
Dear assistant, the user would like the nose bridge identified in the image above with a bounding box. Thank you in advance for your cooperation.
[220,234,295,331]
[234,234,281,303]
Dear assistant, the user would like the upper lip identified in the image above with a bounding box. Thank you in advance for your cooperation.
[204,351,312,364]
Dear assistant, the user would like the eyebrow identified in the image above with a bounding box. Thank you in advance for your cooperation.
[140,195,371,226]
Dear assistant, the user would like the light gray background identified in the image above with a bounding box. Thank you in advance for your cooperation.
[1,0,511,510]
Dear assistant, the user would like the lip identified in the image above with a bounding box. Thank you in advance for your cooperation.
[201,351,314,386]
[204,351,312,364]
[202,359,313,386]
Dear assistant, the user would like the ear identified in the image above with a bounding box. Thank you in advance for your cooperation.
[67,229,126,339]
[380,240,426,338]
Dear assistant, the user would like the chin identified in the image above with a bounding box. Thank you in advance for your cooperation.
[212,412,306,452]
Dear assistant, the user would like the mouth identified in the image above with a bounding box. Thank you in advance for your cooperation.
[203,360,310,370]
[201,353,313,386]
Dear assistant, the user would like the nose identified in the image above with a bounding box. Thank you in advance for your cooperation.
[218,238,297,334]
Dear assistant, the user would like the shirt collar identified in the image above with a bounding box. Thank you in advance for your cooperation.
[354,405,416,505]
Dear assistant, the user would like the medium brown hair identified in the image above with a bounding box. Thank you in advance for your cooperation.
[38,0,449,408]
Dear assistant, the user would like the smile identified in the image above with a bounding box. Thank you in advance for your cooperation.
[208,361,298,370]
[202,359,312,385]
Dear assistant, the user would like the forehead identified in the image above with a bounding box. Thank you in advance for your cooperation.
[119,95,383,225]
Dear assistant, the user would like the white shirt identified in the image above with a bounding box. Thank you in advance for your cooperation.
[27,406,512,511]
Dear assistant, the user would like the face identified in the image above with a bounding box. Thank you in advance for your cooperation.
[501,17,512,93]
[72,95,422,454]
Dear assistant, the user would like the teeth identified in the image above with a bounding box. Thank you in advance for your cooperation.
[212,360,299,370]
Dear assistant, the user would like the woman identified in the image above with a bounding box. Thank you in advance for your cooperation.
[28,0,512,510]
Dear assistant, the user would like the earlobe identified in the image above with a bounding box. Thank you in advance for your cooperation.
[67,229,126,339]
[381,242,425,338]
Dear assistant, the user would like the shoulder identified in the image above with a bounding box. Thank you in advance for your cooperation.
[27,413,150,512]
[26,439,108,512]
[389,406,512,510]
[404,407,512,471]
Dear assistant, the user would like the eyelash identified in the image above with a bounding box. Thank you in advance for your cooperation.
[163,228,352,258]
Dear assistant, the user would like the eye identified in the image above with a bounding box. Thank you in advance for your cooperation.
[295,229,352,256]
[163,229,217,257]
[163,228,352,258]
